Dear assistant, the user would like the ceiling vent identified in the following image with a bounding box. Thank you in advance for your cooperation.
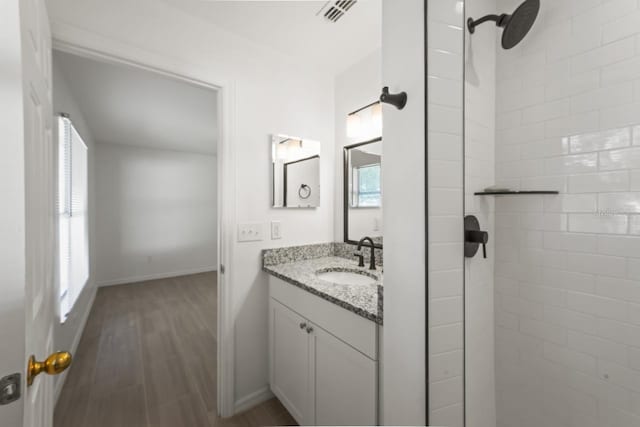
[317,0,358,23]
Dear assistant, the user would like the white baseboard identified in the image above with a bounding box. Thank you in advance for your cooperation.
[53,285,97,405]
[234,386,274,414]
[97,266,217,287]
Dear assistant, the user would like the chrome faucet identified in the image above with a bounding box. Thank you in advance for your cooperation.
[355,236,377,270]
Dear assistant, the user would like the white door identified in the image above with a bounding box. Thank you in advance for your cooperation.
[312,323,377,426]
[0,0,58,426]
[269,299,312,425]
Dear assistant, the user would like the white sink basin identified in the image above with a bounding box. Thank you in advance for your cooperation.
[316,270,377,286]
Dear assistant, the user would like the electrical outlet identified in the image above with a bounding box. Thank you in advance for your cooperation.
[238,222,264,242]
[271,221,282,240]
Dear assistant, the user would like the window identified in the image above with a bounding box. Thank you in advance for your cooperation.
[58,115,89,322]
[356,164,381,207]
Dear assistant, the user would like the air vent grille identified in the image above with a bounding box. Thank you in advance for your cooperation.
[317,0,358,23]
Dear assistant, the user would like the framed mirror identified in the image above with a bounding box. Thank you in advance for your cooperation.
[343,137,382,248]
[271,134,321,208]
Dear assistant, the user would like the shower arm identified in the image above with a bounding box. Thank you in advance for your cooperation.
[467,13,510,33]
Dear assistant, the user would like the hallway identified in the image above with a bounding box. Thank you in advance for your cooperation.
[54,273,295,427]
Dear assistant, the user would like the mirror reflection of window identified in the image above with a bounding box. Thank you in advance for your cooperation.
[355,164,381,207]
[344,138,382,247]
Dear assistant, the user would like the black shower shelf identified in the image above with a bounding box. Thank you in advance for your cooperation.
[474,190,559,196]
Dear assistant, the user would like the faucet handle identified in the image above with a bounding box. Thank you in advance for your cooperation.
[353,252,365,267]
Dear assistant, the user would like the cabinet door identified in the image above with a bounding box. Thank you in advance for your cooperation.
[311,323,378,426]
[269,299,312,425]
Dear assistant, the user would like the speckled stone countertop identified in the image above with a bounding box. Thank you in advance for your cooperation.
[263,254,383,325]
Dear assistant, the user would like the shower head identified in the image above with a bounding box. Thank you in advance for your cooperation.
[467,0,540,49]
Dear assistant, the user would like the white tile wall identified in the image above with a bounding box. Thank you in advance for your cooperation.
[492,0,640,426]
[428,1,465,425]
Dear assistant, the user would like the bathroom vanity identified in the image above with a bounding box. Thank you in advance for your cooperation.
[263,244,382,426]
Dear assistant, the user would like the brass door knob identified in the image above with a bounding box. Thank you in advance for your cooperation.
[27,351,72,386]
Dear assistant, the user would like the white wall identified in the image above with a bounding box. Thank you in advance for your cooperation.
[493,0,640,426]
[427,1,465,426]
[46,0,336,409]
[94,143,217,285]
[52,54,97,399]
[464,0,497,425]
[334,49,382,242]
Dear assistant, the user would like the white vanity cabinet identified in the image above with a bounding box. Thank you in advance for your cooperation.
[268,276,379,426]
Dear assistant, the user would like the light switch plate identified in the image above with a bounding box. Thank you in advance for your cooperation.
[238,222,264,242]
[271,220,282,240]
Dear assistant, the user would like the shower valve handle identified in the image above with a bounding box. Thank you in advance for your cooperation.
[464,215,489,259]
[466,230,488,258]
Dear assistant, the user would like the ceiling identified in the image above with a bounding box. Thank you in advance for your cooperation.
[53,50,219,155]
[158,0,382,75]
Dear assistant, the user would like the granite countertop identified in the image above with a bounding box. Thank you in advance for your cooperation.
[263,256,383,324]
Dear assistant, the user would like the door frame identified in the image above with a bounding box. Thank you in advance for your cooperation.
[51,38,238,417]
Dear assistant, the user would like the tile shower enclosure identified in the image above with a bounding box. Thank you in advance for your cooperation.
[429,0,640,426]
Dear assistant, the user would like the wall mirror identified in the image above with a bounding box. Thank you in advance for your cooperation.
[344,137,382,247]
[271,134,321,208]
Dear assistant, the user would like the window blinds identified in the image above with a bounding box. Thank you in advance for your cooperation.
[58,115,89,321]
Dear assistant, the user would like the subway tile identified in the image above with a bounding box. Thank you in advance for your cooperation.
[596,276,640,304]
[569,127,631,153]
[545,70,600,101]
[429,0,464,26]
[520,318,567,345]
[597,318,640,347]
[430,160,463,188]
[570,36,635,75]
[522,100,571,124]
[627,257,640,280]
[430,269,463,298]
[542,267,596,293]
[430,350,463,382]
[602,9,640,44]
[428,20,463,54]
[544,153,598,175]
[572,82,634,114]
[430,323,463,354]
[521,213,567,232]
[568,330,629,366]
[598,192,640,213]
[543,341,597,374]
[431,296,463,327]
[598,234,640,257]
[429,132,462,161]
[629,215,640,234]
[428,104,462,135]
[430,243,463,271]
[600,102,640,130]
[601,55,640,86]
[600,147,640,171]
[568,213,628,234]
[568,171,629,193]
[430,189,463,215]
[543,305,598,335]
[598,360,640,392]
[566,252,627,277]
[567,291,629,322]
[428,48,463,81]
[428,76,462,108]
[543,231,597,252]
[520,283,567,307]
[544,195,597,213]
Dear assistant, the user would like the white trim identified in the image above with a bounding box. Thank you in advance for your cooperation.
[234,386,275,414]
[51,29,237,417]
[96,267,218,287]
[53,285,96,404]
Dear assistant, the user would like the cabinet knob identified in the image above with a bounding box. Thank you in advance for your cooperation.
[306,326,314,334]
[299,322,307,330]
